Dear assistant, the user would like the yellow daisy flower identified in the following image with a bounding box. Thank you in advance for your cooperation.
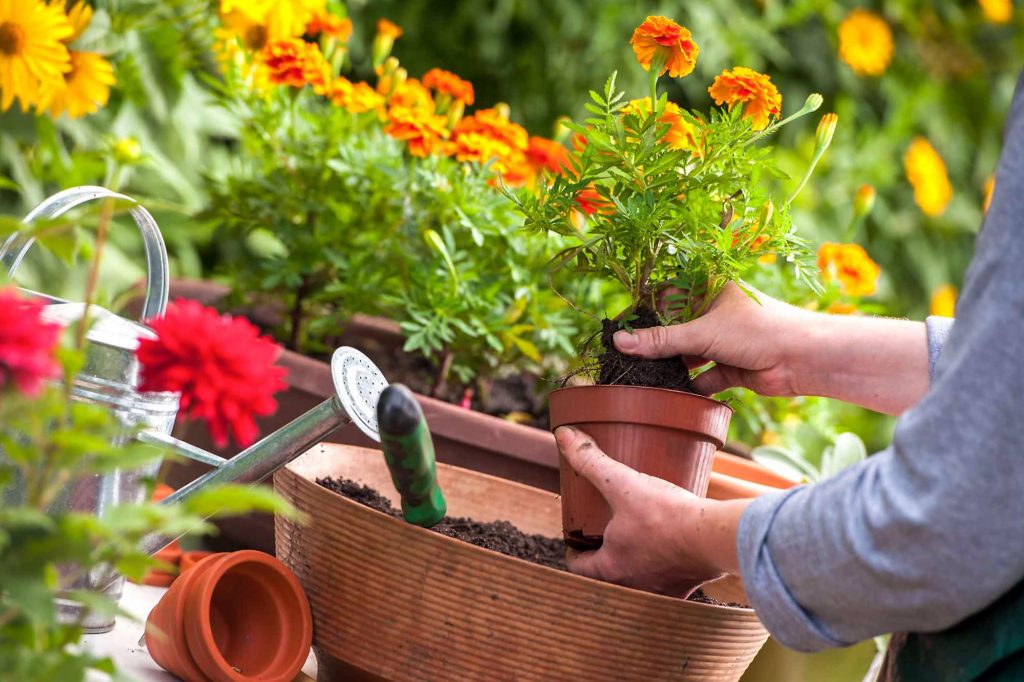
[36,50,115,119]
[0,0,72,112]
[62,0,93,43]
[838,9,894,77]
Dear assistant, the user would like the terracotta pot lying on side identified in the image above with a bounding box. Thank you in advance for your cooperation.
[276,443,769,682]
[549,385,732,550]
[146,550,312,682]
[708,451,801,501]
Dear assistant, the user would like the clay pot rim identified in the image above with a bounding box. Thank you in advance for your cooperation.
[147,553,217,682]
[183,550,313,681]
[549,384,734,415]
[311,467,753,614]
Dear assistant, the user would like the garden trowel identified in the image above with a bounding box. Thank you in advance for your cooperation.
[376,384,447,528]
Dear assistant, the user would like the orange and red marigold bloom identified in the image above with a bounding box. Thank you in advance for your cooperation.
[817,242,880,298]
[331,76,385,115]
[622,98,698,151]
[708,66,782,131]
[384,105,449,157]
[262,38,331,95]
[630,16,699,78]
[422,68,474,106]
[575,186,614,216]
[306,11,352,42]
[525,136,571,176]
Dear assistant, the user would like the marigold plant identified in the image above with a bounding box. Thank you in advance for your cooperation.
[904,137,953,217]
[513,18,826,337]
[838,9,894,77]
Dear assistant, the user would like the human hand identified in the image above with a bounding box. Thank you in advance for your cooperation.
[556,426,749,597]
[615,282,809,396]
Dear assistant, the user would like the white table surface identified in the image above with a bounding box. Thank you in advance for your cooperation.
[82,581,317,681]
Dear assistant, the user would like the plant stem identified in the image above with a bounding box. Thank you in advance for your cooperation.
[785,148,825,207]
[75,197,114,352]
[431,349,454,398]
[289,274,312,351]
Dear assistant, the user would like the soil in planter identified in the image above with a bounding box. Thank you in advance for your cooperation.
[596,306,697,394]
[317,477,740,607]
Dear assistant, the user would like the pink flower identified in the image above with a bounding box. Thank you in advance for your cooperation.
[0,287,62,396]
[136,300,288,448]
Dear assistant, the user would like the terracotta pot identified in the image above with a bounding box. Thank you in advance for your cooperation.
[146,550,312,682]
[276,443,768,682]
[549,385,732,549]
[179,550,216,574]
[708,452,800,501]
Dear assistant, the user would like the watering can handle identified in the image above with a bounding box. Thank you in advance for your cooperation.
[0,185,169,321]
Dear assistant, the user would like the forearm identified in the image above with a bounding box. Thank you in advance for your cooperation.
[787,314,929,415]
[688,498,751,576]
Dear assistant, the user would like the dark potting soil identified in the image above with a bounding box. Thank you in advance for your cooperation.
[596,306,697,393]
[316,477,741,607]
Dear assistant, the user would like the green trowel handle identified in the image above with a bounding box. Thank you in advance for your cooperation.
[376,383,446,528]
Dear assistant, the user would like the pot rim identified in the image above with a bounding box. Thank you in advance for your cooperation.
[306,465,754,614]
[183,550,312,681]
[549,384,734,415]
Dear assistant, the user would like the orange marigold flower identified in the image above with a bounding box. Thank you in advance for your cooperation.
[838,9,894,77]
[262,38,331,94]
[422,68,474,106]
[979,0,1012,24]
[630,16,699,78]
[306,12,352,41]
[708,67,782,131]
[382,77,434,111]
[575,186,614,216]
[384,105,448,157]
[983,174,995,213]
[331,77,385,115]
[904,137,952,217]
[525,136,571,176]
[452,108,529,152]
[817,242,880,297]
[622,98,698,151]
[376,18,402,40]
[930,284,957,317]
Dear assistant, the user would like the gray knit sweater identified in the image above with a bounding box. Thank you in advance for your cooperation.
[737,75,1024,652]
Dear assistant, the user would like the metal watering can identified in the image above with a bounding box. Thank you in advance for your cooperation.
[0,187,391,632]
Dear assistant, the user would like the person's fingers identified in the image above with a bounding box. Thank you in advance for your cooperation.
[692,365,743,395]
[565,547,611,581]
[613,316,716,360]
[554,426,636,506]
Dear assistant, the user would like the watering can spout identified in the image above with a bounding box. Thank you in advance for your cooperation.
[137,347,387,557]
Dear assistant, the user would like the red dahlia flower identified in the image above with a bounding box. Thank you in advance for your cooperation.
[0,287,62,396]
[136,300,288,448]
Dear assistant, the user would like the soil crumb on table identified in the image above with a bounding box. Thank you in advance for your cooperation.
[316,477,743,606]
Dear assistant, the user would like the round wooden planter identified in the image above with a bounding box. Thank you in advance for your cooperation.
[275,444,768,682]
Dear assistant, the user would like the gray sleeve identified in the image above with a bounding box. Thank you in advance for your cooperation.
[735,73,1024,653]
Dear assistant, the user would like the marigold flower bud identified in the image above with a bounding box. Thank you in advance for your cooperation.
[854,183,876,217]
[113,137,142,165]
[804,93,823,114]
[815,113,837,154]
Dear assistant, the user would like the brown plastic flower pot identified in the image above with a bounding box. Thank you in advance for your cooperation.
[549,385,732,549]
[275,443,769,682]
[146,550,312,682]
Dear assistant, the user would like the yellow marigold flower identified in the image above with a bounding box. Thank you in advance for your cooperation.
[63,0,92,43]
[983,174,995,213]
[930,285,957,317]
[331,76,384,115]
[825,301,859,315]
[854,183,876,218]
[979,0,1012,23]
[262,38,330,94]
[422,67,474,106]
[377,18,403,40]
[708,67,782,131]
[630,16,699,78]
[35,50,114,119]
[0,0,72,112]
[384,105,448,157]
[904,137,953,217]
[838,9,894,77]
[622,98,698,151]
[818,242,880,297]
[306,12,352,41]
